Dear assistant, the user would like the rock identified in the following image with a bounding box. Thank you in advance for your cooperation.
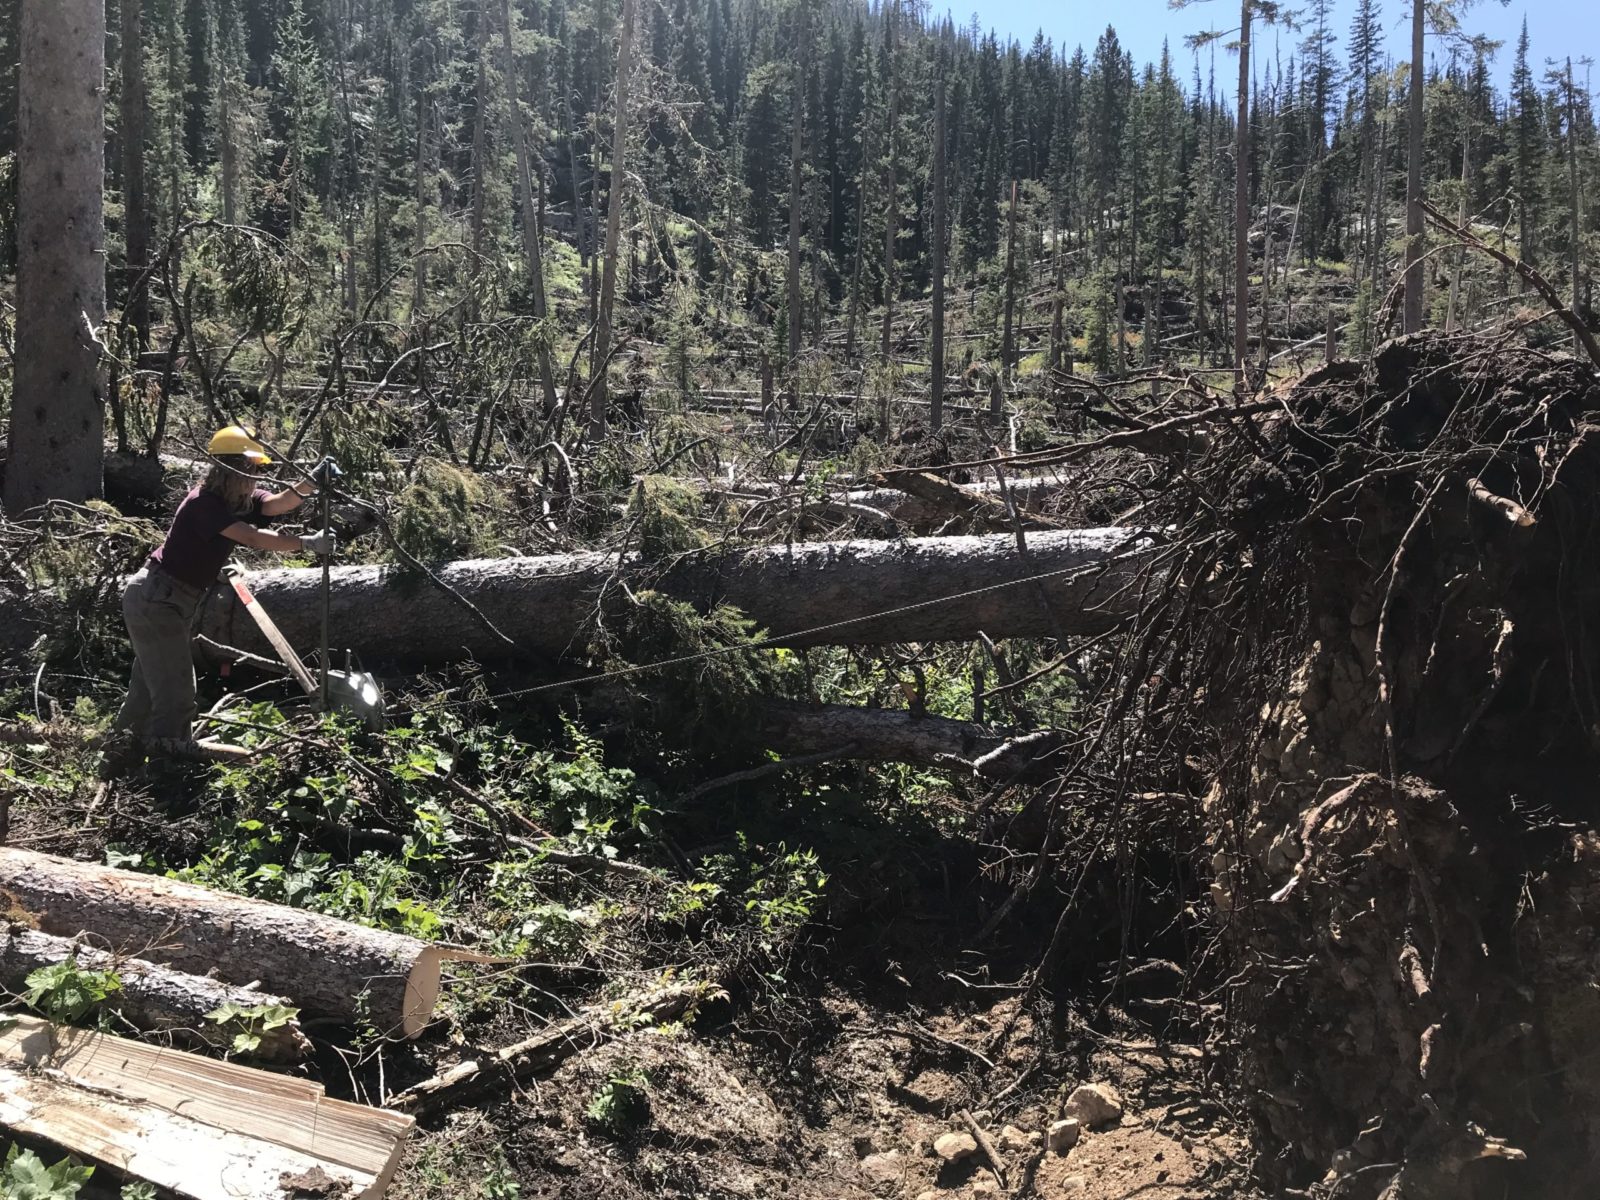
[997,1124,1038,1153]
[1058,1173,1088,1192]
[859,1151,905,1193]
[1047,1118,1082,1153]
[934,1131,979,1163]
[916,1193,939,1200]
[859,1152,903,1188]
[971,1181,1001,1197]
[1064,1082,1124,1128]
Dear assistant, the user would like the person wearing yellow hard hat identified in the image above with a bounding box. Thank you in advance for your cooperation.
[106,426,338,763]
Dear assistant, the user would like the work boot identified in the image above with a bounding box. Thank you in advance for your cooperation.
[95,732,145,780]
[144,736,210,762]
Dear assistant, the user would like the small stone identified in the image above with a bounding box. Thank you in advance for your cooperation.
[859,1151,905,1193]
[997,1124,1037,1153]
[1064,1082,1124,1128]
[1059,1173,1088,1193]
[916,1193,939,1200]
[934,1132,979,1163]
[1047,1118,1082,1153]
[972,1181,1001,1197]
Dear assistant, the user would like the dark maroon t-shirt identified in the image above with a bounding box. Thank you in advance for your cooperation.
[149,486,272,589]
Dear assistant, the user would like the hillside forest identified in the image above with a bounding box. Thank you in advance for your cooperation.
[1,0,1599,1199]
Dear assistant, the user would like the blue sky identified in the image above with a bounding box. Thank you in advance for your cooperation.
[953,1,1597,92]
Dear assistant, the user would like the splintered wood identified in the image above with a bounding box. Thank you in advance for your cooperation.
[0,1016,413,1199]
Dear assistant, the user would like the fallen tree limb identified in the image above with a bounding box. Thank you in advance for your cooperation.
[193,529,1148,667]
[1420,198,1600,371]
[756,700,1067,782]
[0,1015,412,1199]
[868,470,1064,531]
[0,847,491,1039]
[0,926,309,1061]
[387,977,719,1115]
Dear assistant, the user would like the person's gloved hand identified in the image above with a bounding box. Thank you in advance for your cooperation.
[301,531,337,556]
[311,455,343,487]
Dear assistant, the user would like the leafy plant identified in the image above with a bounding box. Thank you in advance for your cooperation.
[585,1067,651,1138]
[120,1184,156,1200]
[22,960,121,1025]
[204,1001,300,1055]
[0,1146,93,1200]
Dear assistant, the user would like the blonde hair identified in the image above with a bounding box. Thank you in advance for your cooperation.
[202,455,259,514]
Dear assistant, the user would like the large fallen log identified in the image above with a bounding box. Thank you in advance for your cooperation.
[0,847,486,1038]
[0,1015,412,1199]
[0,926,309,1060]
[196,529,1147,667]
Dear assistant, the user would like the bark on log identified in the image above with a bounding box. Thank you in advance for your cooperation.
[0,927,309,1061]
[0,848,483,1038]
[195,529,1147,668]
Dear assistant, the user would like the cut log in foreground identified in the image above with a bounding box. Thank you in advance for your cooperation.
[0,926,309,1060]
[0,848,490,1038]
[196,529,1147,668]
[0,1015,411,1199]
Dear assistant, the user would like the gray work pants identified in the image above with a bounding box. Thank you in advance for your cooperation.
[113,567,203,742]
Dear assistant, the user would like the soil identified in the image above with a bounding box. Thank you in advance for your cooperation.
[396,988,1258,1200]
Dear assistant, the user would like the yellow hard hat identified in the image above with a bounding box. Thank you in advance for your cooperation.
[208,425,272,465]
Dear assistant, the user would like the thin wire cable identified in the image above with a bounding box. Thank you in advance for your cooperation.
[434,544,1150,710]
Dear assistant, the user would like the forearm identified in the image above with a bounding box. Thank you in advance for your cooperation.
[241,529,307,553]
[260,485,313,517]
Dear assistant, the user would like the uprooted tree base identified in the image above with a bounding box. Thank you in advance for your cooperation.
[1131,333,1600,1197]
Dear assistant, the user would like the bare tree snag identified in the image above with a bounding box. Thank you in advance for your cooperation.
[869,471,1065,533]
[0,927,309,1061]
[1233,0,1251,390]
[590,0,638,439]
[119,0,149,349]
[498,0,561,416]
[0,848,485,1038]
[0,1016,412,1199]
[5,0,107,513]
[194,530,1148,667]
[931,59,948,432]
[786,3,806,406]
[1403,0,1425,334]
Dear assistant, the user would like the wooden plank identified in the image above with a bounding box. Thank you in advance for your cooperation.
[0,1067,365,1200]
[0,1017,411,1195]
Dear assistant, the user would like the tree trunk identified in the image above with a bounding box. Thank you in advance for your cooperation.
[194,530,1147,668]
[498,0,560,416]
[786,5,806,406]
[0,847,464,1039]
[468,13,490,266]
[1001,179,1019,382]
[590,0,638,440]
[878,0,899,362]
[1566,58,1582,354]
[0,927,308,1061]
[1233,0,1251,391]
[120,0,149,349]
[412,90,429,315]
[1403,0,1425,334]
[930,64,947,433]
[5,0,106,514]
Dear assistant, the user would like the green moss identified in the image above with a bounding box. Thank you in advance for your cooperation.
[391,458,502,563]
